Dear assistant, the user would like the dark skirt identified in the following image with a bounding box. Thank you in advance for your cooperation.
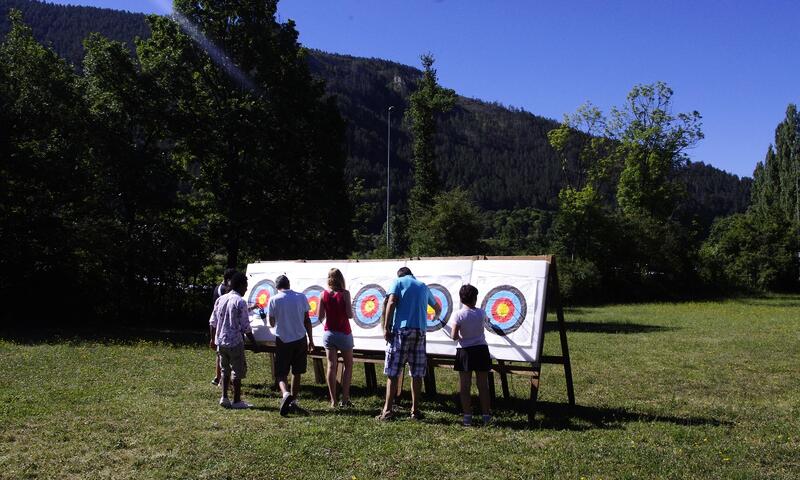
[454,344,490,372]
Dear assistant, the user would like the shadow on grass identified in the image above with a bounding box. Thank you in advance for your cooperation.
[544,321,675,334]
[0,327,207,347]
[240,380,729,431]
[732,296,800,309]
[496,400,732,431]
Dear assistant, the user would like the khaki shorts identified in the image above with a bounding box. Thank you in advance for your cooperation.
[218,344,247,381]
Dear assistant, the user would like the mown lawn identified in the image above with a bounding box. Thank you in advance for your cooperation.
[1,295,798,479]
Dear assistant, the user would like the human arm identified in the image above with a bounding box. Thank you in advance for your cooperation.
[208,311,217,349]
[304,311,315,352]
[427,290,442,319]
[318,291,326,323]
[344,290,354,319]
[383,294,397,343]
[268,315,276,328]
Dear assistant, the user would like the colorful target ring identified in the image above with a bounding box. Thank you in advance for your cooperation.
[248,279,277,320]
[425,284,453,332]
[352,284,386,329]
[303,285,325,327]
[481,285,527,336]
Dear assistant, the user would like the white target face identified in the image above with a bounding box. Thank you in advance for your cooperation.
[245,258,549,361]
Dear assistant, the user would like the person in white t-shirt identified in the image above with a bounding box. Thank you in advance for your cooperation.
[268,275,315,416]
[448,284,493,426]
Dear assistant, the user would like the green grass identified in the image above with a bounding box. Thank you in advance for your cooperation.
[1,295,799,479]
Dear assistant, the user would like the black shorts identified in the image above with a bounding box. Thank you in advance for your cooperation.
[275,337,308,377]
[454,345,491,372]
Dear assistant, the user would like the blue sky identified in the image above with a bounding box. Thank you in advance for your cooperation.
[49,0,800,178]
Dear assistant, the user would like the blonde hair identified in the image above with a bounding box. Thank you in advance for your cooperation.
[327,268,346,291]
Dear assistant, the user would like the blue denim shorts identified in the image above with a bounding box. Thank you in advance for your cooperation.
[322,330,354,351]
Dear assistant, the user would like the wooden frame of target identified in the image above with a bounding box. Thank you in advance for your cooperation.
[244,255,575,424]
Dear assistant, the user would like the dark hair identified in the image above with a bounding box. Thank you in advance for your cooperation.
[230,272,247,291]
[397,267,413,278]
[223,268,236,282]
[459,284,478,307]
[276,274,290,290]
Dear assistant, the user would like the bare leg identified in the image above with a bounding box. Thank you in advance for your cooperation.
[383,376,398,413]
[232,378,242,403]
[476,371,491,415]
[215,355,221,382]
[222,372,230,399]
[341,349,354,403]
[290,373,302,397]
[410,377,423,414]
[459,371,473,415]
[278,377,290,396]
[325,349,338,407]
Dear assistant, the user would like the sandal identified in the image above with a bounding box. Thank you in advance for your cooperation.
[375,410,395,422]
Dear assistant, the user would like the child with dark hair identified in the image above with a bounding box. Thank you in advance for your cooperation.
[210,267,237,386]
[449,284,492,426]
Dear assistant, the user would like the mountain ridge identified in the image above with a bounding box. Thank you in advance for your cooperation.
[0,0,751,232]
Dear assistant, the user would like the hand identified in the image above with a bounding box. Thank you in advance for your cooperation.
[383,330,393,343]
[307,340,315,353]
[208,340,216,349]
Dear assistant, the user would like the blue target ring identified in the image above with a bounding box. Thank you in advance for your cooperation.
[248,279,277,321]
[303,285,325,328]
[481,285,527,336]
[425,284,453,332]
[352,284,386,329]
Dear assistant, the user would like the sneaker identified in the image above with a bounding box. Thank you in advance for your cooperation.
[219,397,231,408]
[338,400,354,408]
[230,401,252,410]
[410,410,425,421]
[279,394,294,416]
[210,377,220,386]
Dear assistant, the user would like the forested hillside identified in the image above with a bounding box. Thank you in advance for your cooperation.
[0,0,751,235]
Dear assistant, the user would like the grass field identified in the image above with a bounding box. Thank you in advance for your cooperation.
[1,296,798,479]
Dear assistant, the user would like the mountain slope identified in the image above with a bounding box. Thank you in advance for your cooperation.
[1,0,751,231]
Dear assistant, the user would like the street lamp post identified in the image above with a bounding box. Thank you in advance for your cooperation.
[387,106,394,251]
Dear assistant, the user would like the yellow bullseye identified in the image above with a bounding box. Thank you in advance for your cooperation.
[365,299,375,313]
[497,302,510,317]
[309,300,318,313]
[258,293,267,305]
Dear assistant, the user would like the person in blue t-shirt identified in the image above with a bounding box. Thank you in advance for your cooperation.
[376,267,441,421]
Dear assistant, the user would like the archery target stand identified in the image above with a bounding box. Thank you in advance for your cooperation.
[244,255,575,427]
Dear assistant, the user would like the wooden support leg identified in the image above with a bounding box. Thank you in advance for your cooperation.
[528,364,542,427]
[364,363,377,394]
[423,359,437,397]
[313,358,325,384]
[268,352,278,389]
[498,360,510,400]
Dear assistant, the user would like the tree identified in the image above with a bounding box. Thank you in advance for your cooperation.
[409,188,483,257]
[406,53,456,255]
[0,9,87,310]
[609,82,704,220]
[138,1,351,267]
[751,104,800,223]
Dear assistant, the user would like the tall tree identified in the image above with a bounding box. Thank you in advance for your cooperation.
[609,82,704,220]
[752,104,800,223]
[137,0,351,267]
[406,53,455,254]
[0,9,86,307]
